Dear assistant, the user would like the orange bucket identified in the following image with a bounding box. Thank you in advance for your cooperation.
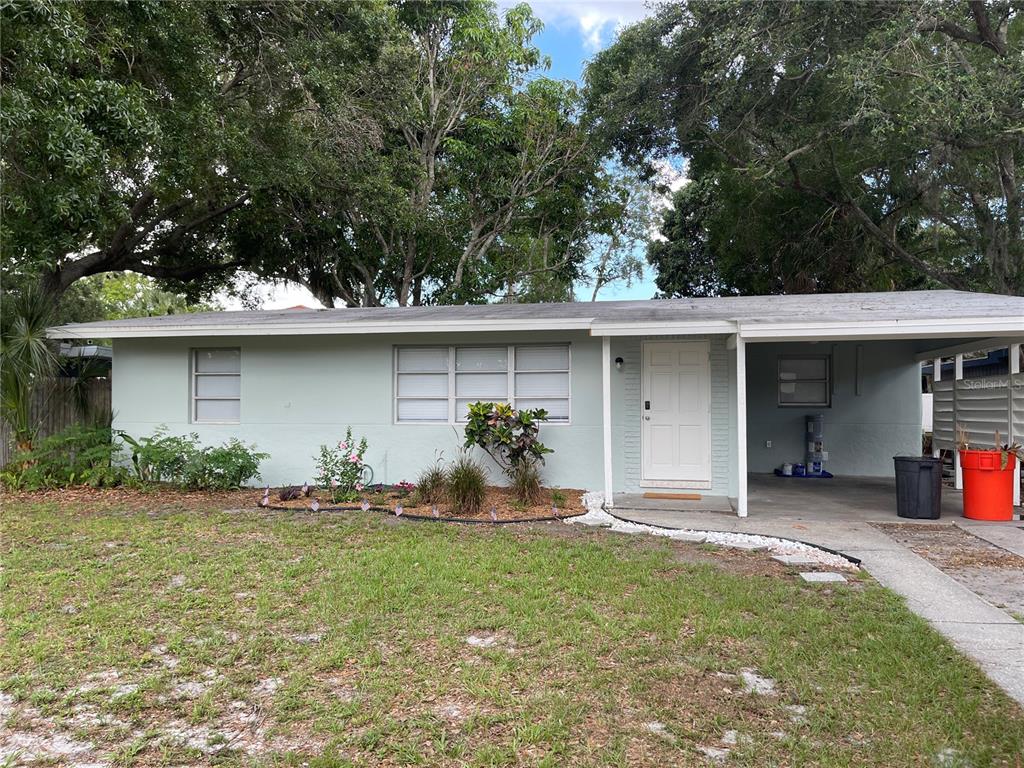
[959,450,1016,521]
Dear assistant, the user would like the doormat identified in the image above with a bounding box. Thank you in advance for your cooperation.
[642,492,703,501]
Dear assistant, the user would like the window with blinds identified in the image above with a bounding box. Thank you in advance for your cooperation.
[192,348,241,423]
[395,345,570,423]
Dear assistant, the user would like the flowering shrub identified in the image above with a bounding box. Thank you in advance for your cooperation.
[316,428,369,502]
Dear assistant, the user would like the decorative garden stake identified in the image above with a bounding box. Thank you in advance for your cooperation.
[395,504,403,517]
[432,505,439,518]
[490,506,498,522]
[310,498,320,512]
[360,500,370,512]
[301,481,310,497]
[552,505,558,515]
[259,495,269,507]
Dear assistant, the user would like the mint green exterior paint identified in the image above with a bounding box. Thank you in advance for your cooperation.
[112,332,921,492]
[745,340,922,477]
[113,332,606,489]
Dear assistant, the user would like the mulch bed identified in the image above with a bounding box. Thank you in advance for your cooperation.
[262,485,587,522]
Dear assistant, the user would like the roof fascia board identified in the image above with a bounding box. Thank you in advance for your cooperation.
[47,317,597,339]
[590,321,737,337]
[739,317,1024,342]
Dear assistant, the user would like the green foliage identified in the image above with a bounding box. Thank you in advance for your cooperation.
[119,429,266,490]
[445,452,487,515]
[587,1,1024,295]
[463,402,552,481]
[119,429,199,484]
[2,0,392,299]
[551,489,567,508]
[509,461,543,506]
[1,425,127,489]
[315,428,370,503]
[0,286,58,450]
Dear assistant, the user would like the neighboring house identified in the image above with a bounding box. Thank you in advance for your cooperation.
[49,290,1024,516]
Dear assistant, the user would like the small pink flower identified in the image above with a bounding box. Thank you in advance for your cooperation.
[340,441,349,451]
[355,482,364,491]
[350,453,360,462]
[330,479,338,488]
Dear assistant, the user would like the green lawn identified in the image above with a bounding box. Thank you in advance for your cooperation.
[2,495,1022,766]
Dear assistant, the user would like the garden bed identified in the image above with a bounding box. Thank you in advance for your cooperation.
[261,484,586,522]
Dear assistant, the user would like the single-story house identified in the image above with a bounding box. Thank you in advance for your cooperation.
[49,289,1024,516]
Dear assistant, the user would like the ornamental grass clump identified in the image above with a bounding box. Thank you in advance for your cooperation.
[316,427,369,502]
[463,402,551,503]
[445,452,487,515]
[415,459,447,505]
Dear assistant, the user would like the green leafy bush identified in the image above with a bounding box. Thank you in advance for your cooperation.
[445,452,487,514]
[463,402,552,502]
[463,402,552,472]
[120,429,266,490]
[183,439,267,490]
[120,429,199,483]
[1,425,128,489]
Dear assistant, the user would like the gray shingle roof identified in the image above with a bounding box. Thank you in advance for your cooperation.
[48,290,1024,338]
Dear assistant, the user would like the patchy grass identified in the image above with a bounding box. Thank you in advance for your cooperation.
[2,493,1022,766]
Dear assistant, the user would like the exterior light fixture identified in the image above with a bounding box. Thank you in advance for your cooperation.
[615,357,624,370]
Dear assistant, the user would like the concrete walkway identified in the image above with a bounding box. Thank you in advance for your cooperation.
[611,506,1024,708]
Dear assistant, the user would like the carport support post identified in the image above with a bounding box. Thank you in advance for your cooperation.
[932,358,942,459]
[954,354,963,490]
[601,335,614,509]
[736,335,748,518]
[1012,343,1021,508]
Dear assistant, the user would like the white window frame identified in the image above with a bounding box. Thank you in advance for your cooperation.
[394,344,571,425]
[191,348,241,424]
[777,354,831,408]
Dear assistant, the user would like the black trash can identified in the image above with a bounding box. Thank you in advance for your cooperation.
[893,456,943,519]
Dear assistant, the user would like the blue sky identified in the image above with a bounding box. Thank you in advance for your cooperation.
[507,1,661,300]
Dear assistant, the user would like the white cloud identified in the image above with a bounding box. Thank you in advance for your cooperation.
[506,0,655,52]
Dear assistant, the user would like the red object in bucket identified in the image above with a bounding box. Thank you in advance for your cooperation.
[959,449,1016,521]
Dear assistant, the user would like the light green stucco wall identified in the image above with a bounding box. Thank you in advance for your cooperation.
[112,332,607,489]
[111,332,923,493]
[745,340,922,477]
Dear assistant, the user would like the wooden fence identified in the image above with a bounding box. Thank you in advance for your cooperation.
[0,378,112,466]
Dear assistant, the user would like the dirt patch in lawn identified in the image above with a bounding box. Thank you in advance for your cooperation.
[262,484,587,522]
[874,523,1024,618]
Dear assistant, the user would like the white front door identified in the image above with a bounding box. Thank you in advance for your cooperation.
[641,341,712,487]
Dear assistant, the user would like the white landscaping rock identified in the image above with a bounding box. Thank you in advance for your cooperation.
[697,744,730,762]
[799,572,847,583]
[643,721,674,741]
[739,668,776,695]
[572,493,857,570]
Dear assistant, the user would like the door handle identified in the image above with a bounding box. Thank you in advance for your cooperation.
[644,416,650,421]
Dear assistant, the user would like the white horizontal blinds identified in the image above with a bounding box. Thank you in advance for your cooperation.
[395,344,571,423]
[396,347,449,422]
[193,349,241,423]
[455,347,508,420]
[515,345,570,421]
[778,355,830,406]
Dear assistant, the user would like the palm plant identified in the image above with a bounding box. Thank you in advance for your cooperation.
[1,287,58,453]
